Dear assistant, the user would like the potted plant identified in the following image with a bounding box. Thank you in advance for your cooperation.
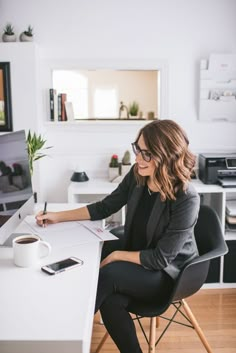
[27,131,52,176]
[108,154,120,182]
[129,101,139,118]
[2,23,16,42]
[19,25,34,42]
[121,150,132,177]
[27,131,52,202]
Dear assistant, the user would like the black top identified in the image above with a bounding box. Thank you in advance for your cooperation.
[127,185,158,251]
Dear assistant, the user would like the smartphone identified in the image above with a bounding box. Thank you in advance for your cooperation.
[41,257,84,275]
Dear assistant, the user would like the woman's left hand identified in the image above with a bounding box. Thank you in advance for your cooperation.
[100,251,119,268]
[100,250,141,268]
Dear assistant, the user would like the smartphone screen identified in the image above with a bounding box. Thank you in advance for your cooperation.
[42,257,83,275]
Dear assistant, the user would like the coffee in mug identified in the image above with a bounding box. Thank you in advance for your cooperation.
[13,234,51,267]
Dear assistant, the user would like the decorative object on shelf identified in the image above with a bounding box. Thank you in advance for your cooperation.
[19,25,34,42]
[109,154,120,182]
[121,150,132,177]
[2,23,16,42]
[119,101,130,119]
[147,111,155,120]
[128,101,139,118]
[71,168,89,182]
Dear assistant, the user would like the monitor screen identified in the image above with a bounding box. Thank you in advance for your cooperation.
[0,130,34,245]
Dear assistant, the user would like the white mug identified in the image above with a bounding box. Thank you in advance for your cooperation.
[13,234,51,268]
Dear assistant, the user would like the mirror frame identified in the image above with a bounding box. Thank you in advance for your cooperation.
[47,59,169,122]
[0,62,13,132]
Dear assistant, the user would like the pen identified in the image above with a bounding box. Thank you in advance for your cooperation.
[43,201,47,226]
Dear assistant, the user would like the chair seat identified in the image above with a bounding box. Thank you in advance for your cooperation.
[128,298,169,318]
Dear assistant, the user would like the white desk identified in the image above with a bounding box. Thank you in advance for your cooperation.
[0,204,103,353]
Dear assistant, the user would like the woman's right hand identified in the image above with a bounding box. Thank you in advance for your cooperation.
[35,211,60,227]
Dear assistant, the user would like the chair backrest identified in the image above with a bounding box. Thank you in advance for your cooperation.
[173,204,228,301]
[194,205,225,256]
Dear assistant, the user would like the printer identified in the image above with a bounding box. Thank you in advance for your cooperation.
[198,153,236,186]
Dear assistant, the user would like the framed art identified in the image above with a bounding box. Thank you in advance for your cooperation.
[0,62,13,131]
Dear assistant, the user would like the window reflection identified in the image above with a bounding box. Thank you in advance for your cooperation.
[52,70,159,120]
[94,87,118,118]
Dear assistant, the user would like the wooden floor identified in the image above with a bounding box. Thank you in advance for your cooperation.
[90,288,236,353]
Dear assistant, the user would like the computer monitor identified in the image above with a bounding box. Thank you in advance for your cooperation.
[0,130,34,245]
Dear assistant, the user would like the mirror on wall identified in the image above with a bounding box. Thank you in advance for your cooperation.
[52,69,159,120]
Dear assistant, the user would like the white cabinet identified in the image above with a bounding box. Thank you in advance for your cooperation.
[67,178,236,288]
[199,54,236,122]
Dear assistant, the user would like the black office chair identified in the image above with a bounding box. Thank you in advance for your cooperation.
[95,205,228,353]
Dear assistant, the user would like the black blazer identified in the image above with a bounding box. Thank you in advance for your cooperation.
[87,167,200,279]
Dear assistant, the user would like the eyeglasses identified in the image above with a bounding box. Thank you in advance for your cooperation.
[131,142,152,162]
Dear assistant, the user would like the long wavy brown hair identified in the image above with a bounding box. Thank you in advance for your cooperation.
[133,119,196,201]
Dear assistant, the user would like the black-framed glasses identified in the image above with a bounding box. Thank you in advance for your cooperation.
[131,142,152,162]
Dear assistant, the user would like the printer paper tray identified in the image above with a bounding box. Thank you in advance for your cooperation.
[218,177,236,188]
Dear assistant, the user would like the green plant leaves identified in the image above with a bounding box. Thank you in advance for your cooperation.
[27,130,52,175]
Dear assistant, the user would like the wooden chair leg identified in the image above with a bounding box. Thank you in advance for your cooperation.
[148,317,156,353]
[95,331,109,353]
[156,316,160,328]
[182,299,213,353]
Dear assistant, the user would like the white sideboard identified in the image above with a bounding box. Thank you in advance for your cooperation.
[68,178,236,288]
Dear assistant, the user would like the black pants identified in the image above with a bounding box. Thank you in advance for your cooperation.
[95,237,174,353]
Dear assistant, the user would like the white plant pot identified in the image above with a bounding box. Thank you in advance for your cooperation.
[121,164,131,177]
[2,33,16,42]
[108,167,119,182]
[19,32,33,42]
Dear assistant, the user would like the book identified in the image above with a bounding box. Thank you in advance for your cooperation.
[57,94,62,121]
[53,91,58,121]
[49,89,56,121]
[61,93,67,121]
[64,102,74,121]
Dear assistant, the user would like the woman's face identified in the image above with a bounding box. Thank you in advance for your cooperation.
[135,134,156,178]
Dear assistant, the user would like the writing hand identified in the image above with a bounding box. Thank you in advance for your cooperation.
[35,211,58,227]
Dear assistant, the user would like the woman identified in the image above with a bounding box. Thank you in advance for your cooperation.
[36,119,200,353]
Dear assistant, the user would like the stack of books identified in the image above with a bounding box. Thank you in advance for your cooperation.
[49,89,73,122]
[226,200,236,232]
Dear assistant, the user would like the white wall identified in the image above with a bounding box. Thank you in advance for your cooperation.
[1,0,236,202]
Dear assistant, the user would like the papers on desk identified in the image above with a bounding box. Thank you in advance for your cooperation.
[78,221,118,241]
[23,216,97,248]
[23,216,117,248]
